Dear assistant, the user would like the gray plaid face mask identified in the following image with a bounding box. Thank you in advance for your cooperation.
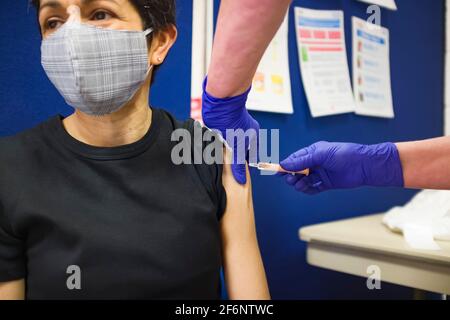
[41,22,153,116]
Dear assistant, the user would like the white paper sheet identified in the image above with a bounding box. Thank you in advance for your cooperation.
[294,7,355,117]
[246,13,294,114]
[352,17,394,118]
[356,0,397,11]
[190,0,214,122]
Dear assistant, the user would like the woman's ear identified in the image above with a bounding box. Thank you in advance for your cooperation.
[149,25,178,66]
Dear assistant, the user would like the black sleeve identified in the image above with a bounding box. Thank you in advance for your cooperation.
[0,211,26,282]
[215,165,227,221]
[188,120,227,221]
[206,146,227,221]
[0,138,27,282]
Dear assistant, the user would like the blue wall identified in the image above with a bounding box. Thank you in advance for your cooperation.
[0,0,444,299]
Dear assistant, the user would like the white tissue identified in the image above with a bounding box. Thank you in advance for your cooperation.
[383,189,450,250]
[403,224,441,251]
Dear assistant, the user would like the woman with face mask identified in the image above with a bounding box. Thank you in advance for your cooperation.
[0,0,269,300]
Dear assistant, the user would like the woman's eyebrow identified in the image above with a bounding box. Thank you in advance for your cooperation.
[39,1,63,13]
[82,0,121,6]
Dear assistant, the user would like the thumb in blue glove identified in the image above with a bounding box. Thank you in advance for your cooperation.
[202,78,260,184]
[279,141,404,194]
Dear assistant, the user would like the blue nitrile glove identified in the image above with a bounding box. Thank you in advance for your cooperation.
[202,78,260,184]
[279,141,404,195]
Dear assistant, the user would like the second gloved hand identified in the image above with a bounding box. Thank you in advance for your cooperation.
[202,78,260,185]
[279,141,404,194]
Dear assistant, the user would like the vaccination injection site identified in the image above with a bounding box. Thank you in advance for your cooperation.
[0,0,449,312]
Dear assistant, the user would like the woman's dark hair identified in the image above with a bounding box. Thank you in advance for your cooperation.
[30,0,177,84]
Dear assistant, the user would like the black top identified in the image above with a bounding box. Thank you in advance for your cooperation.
[0,108,226,299]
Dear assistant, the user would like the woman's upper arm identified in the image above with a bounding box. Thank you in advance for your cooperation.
[0,279,25,300]
[220,152,270,299]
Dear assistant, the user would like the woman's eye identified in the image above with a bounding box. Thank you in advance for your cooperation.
[91,11,112,21]
[46,20,62,30]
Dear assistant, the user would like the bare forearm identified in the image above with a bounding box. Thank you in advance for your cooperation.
[0,279,25,300]
[222,238,270,300]
[396,136,450,189]
[221,186,270,299]
[221,154,270,299]
[207,0,291,98]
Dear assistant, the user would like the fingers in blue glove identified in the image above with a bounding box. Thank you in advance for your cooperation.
[285,174,301,186]
[289,173,324,194]
[280,148,315,172]
[294,178,310,192]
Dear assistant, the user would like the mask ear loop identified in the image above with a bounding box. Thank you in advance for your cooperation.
[143,28,154,74]
[143,28,153,37]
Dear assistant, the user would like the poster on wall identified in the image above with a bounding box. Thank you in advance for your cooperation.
[246,12,294,114]
[294,7,355,117]
[190,0,214,123]
[352,17,394,118]
[355,0,397,11]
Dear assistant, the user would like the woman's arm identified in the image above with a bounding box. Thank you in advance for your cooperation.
[0,279,25,300]
[220,152,270,299]
[397,136,450,189]
[207,0,291,98]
